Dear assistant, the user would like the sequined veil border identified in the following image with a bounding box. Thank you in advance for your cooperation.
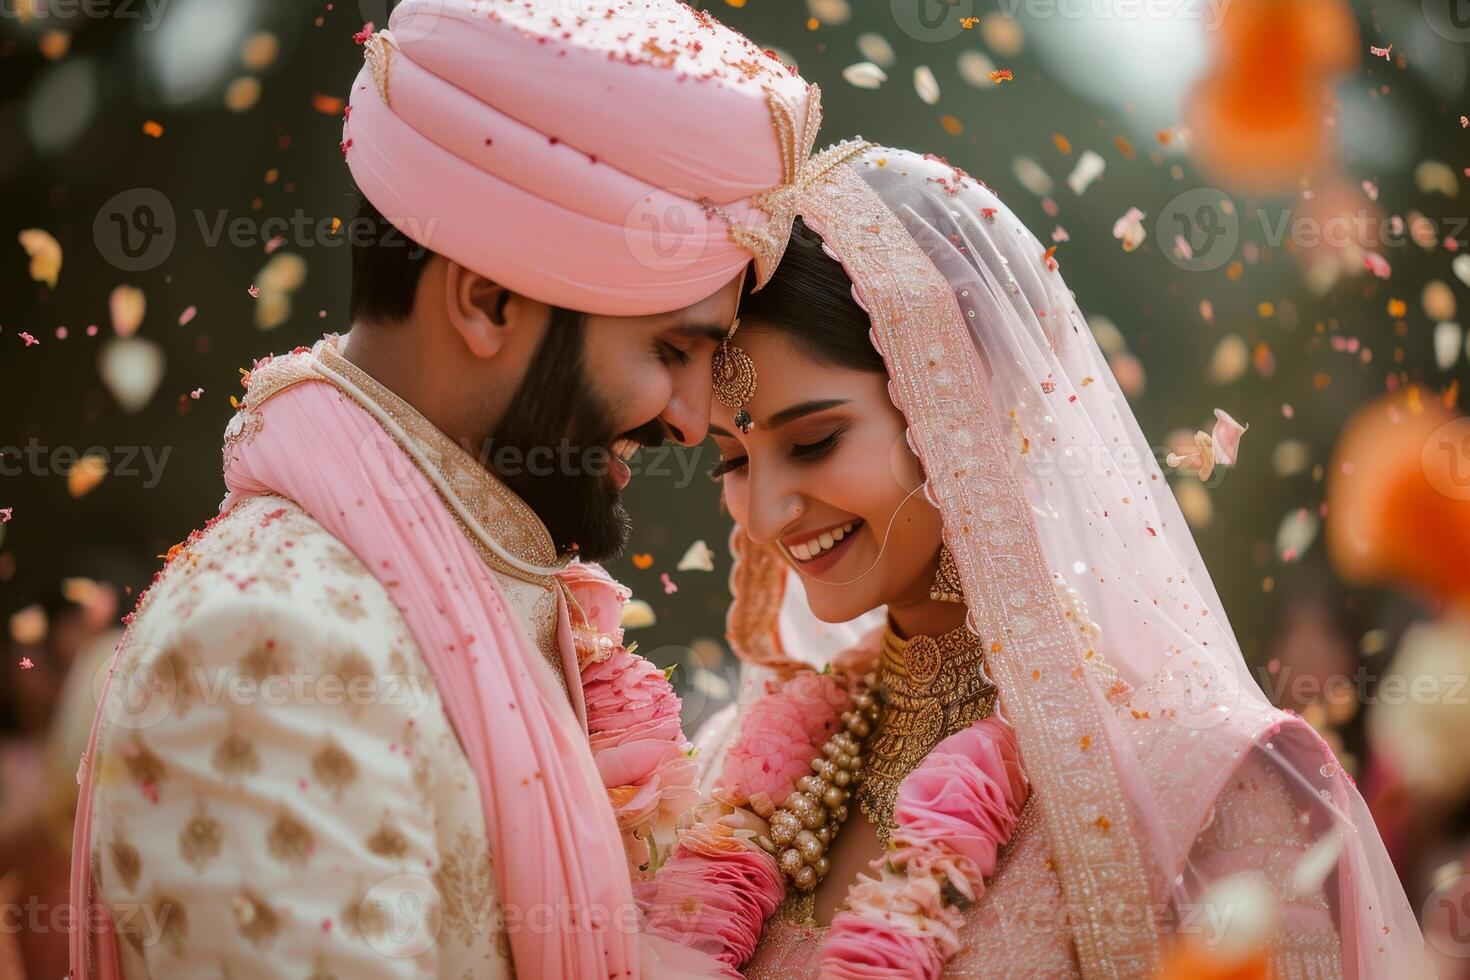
[725,163,1164,976]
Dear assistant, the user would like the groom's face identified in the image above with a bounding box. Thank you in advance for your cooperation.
[491,275,741,562]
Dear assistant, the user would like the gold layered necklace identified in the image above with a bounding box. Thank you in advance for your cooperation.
[856,622,997,846]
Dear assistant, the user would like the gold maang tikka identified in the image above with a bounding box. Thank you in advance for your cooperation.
[712,317,758,433]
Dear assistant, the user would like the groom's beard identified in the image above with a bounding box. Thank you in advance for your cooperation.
[490,307,661,563]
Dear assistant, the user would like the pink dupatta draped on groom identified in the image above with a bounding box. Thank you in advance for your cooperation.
[68,2,837,977]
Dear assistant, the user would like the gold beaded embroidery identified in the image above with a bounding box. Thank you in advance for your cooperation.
[363,31,397,107]
[857,622,996,846]
[702,84,872,290]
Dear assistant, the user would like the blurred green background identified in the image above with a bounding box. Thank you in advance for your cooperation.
[0,0,1466,741]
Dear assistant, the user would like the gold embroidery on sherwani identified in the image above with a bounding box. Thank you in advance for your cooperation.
[325,646,375,718]
[109,832,141,893]
[231,888,280,946]
[179,802,223,873]
[311,740,358,799]
[343,883,385,942]
[153,894,187,956]
[435,826,495,947]
[366,817,408,859]
[227,339,573,703]
[164,638,203,718]
[266,810,313,869]
[211,731,260,784]
[239,638,284,682]
[123,734,166,790]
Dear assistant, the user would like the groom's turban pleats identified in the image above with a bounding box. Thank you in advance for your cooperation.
[344,0,816,316]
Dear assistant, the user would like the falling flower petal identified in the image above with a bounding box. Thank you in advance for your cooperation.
[1066,151,1106,196]
[109,284,146,337]
[1453,254,1470,290]
[1424,280,1457,321]
[957,50,998,88]
[842,62,887,89]
[99,337,165,413]
[621,599,657,629]
[1362,252,1391,280]
[9,605,47,646]
[856,32,895,67]
[1275,507,1320,564]
[660,572,678,594]
[19,657,34,670]
[807,0,851,25]
[913,65,940,105]
[1210,409,1249,466]
[1012,156,1054,197]
[1112,207,1147,251]
[67,454,108,498]
[1207,335,1250,384]
[19,332,38,347]
[1434,322,1463,371]
[18,229,61,287]
[1273,440,1311,477]
[190,387,205,400]
[0,508,11,523]
[676,540,716,572]
[178,305,198,326]
[1416,160,1458,197]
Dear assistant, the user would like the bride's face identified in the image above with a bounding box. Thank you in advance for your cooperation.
[709,325,946,624]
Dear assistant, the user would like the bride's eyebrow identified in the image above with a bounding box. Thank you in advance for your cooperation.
[765,399,850,428]
[707,400,850,440]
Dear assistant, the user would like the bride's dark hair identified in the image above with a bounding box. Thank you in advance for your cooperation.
[738,216,886,374]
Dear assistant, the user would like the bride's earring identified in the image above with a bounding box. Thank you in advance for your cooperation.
[929,543,965,603]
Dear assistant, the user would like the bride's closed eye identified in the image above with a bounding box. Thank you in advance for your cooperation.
[708,423,851,481]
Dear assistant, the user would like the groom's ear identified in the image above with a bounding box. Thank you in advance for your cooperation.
[443,260,535,360]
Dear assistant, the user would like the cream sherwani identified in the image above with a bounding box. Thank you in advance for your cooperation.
[84,350,574,978]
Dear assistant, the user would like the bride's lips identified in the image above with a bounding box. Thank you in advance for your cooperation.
[780,519,864,579]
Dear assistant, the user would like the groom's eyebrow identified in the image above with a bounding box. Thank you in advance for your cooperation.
[667,323,731,343]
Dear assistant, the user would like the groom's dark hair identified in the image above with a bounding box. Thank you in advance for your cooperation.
[348,192,434,323]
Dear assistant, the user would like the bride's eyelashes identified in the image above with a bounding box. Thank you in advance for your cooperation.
[789,423,849,461]
[708,455,747,480]
[708,424,851,481]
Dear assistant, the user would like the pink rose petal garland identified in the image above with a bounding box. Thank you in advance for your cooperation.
[557,561,701,876]
[640,663,1029,978]
[820,717,1028,978]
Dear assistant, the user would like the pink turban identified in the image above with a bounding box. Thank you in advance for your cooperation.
[343,0,860,317]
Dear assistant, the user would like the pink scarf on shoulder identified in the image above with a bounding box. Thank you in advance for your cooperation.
[70,358,712,978]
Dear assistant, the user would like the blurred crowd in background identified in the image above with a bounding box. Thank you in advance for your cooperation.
[2,0,1470,975]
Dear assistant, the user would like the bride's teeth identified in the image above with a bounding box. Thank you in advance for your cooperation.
[792,542,811,561]
[831,526,845,542]
[819,532,834,550]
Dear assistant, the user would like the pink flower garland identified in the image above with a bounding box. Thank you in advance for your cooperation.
[642,665,1029,978]
[557,562,701,876]
[716,670,853,816]
[820,717,1028,979]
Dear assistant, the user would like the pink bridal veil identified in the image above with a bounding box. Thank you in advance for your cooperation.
[719,147,1428,977]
